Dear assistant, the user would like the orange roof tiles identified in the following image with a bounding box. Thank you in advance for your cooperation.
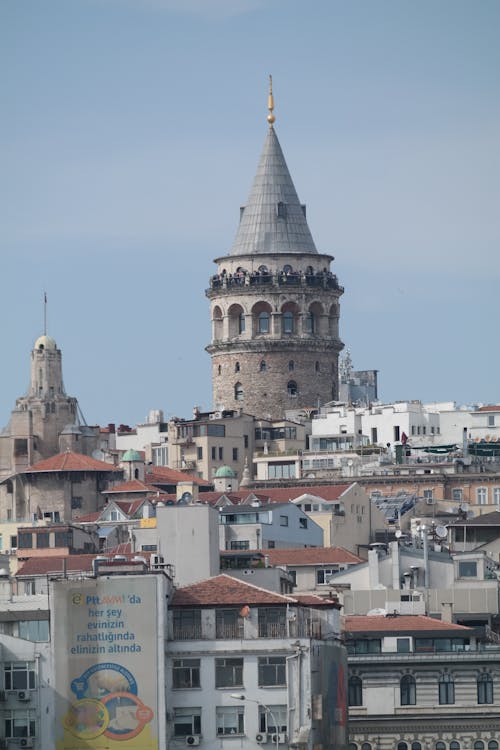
[26,451,121,473]
[105,479,157,494]
[145,466,212,487]
[343,614,473,634]
[194,485,354,507]
[477,405,500,412]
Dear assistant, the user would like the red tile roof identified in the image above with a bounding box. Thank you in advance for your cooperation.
[25,451,121,473]
[476,405,500,412]
[171,574,297,606]
[260,547,363,566]
[105,479,157,494]
[145,466,212,487]
[194,485,355,507]
[113,500,147,516]
[73,511,101,523]
[16,546,147,576]
[171,574,340,608]
[343,614,473,634]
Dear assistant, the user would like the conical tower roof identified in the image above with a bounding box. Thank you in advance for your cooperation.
[230,125,318,256]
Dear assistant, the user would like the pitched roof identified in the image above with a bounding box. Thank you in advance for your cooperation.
[105,479,157,495]
[229,126,319,256]
[24,451,121,473]
[261,547,363,566]
[343,614,473,635]
[16,554,96,577]
[451,510,500,527]
[171,574,297,606]
[476,405,500,412]
[196,485,353,506]
[145,466,212,487]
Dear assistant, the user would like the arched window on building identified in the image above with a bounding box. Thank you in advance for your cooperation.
[435,743,446,750]
[315,361,320,373]
[450,742,460,750]
[361,744,371,750]
[282,311,294,334]
[287,381,298,398]
[213,306,223,341]
[217,365,222,375]
[489,742,499,750]
[238,312,245,334]
[305,312,315,334]
[474,742,484,750]
[348,676,362,706]
[397,743,408,750]
[259,360,267,372]
[258,311,270,334]
[411,743,422,750]
[234,382,243,401]
[400,674,416,705]
[235,362,240,373]
[288,360,295,372]
[477,672,494,704]
[439,673,455,705]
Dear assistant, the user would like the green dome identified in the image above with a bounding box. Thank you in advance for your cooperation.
[122,449,142,462]
[214,465,237,478]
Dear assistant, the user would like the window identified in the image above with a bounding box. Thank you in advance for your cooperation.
[215,658,243,688]
[19,620,49,642]
[348,676,362,706]
[234,362,240,373]
[438,673,455,704]
[230,540,250,550]
[258,705,287,734]
[488,415,495,427]
[412,744,422,750]
[317,569,337,585]
[18,533,33,550]
[173,609,202,640]
[4,710,36,739]
[305,312,315,334]
[219,447,223,461]
[268,463,296,480]
[4,663,36,691]
[258,656,286,687]
[299,517,308,529]
[397,638,410,653]
[211,446,216,460]
[218,365,222,375]
[234,382,243,401]
[279,515,288,527]
[423,489,433,501]
[436,744,446,750]
[315,361,320,373]
[288,360,294,371]
[494,488,500,505]
[477,672,493,704]
[394,425,400,442]
[288,570,297,586]
[474,743,485,750]
[452,488,463,502]
[450,743,460,750]
[258,608,286,638]
[489,743,499,750]
[260,360,267,372]
[347,639,381,655]
[244,434,249,448]
[371,427,378,443]
[173,659,200,689]
[54,530,71,547]
[477,487,488,505]
[258,312,270,334]
[398,744,408,750]
[196,446,203,461]
[282,312,294,334]
[216,706,244,735]
[400,674,416,705]
[287,380,298,397]
[458,561,477,578]
[216,610,244,639]
[361,745,372,750]
[238,313,245,334]
[71,496,82,509]
[173,707,201,737]
[232,447,238,461]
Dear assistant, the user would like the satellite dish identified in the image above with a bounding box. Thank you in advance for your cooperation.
[395,530,403,538]
[435,525,448,539]
[459,503,469,512]
[347,459,354,466]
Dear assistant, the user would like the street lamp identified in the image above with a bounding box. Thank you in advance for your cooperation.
[230,694,280,750]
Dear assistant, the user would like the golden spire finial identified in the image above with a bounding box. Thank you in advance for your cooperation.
[267,74,276,126]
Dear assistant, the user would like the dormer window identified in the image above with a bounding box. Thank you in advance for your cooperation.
[277,201,287,219]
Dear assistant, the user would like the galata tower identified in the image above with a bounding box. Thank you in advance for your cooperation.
[206,79,344,420]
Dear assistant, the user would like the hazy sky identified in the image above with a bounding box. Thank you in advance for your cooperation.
[1,0,499,428]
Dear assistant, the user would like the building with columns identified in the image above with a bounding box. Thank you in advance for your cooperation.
[206,82,344,420]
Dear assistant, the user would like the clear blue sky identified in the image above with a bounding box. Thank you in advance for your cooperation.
[1,0,499,428]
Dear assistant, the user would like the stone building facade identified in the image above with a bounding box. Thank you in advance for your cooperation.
[206,93,343,420]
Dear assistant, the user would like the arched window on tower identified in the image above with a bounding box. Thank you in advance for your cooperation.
[315,361,320,373]
[213,306,223,341]
[218,365,222,376]
[234,382,243,401]
[238,312,245,334]
[288,360,295,372]
[258,312,270,334]
[287,381,298,398]
[305,312,315,334]
[235,362,240,373]
[282,311,294,334]
[259,360,267,372]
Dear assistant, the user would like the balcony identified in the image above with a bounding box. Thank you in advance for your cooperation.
[207,271,343,296]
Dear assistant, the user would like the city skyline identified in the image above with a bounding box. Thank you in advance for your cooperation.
[2,0,499,428]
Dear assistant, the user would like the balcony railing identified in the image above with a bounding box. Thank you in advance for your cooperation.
[207,271,343,294]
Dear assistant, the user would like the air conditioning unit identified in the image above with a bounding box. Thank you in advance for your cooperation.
[20,740,34,749]
[17,690,30,702]
[271,734,287,744]
[209,411,222,420]
[256,733,268,744]
[186,736,200,746]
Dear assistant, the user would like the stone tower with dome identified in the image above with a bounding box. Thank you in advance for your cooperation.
[0,332,98,479]
[206,79,344,419]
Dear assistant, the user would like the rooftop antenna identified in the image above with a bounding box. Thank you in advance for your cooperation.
[43,291,47,335]
[267,74,275,126]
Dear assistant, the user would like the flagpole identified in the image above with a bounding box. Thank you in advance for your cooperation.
[44,292,47,335]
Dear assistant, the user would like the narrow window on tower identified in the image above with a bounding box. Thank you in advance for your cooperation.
[260,360,267,372]
[306,312,315,334]
[287,381,298,398]
[258,312,270,334]
[315,361,320,373]
[218,365,222,375]
[288,360,294,372]
[234,383,243,401]
[282,311,294,334]
[277,202,287,219]
[238,313,245,334]
[235,362,240,373]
